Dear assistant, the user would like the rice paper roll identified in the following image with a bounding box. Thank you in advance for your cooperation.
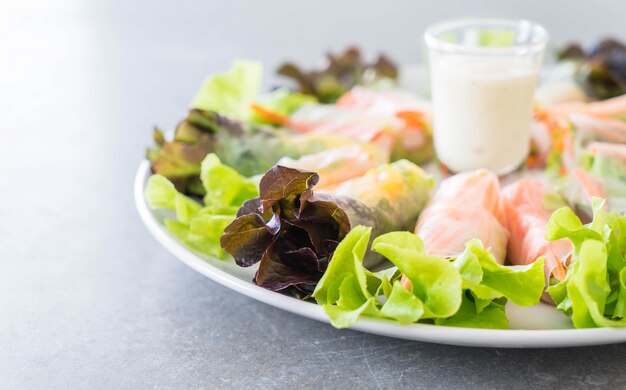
[220,160,434,292]
[414,169,509,263]
[548,94,626,121]
[336,87,435,163]
[276,143,389,189]
[328,159,434,232]
[560,142,626,216]
[287,88,434,165]
[569,113,626,144]
[583,142,626,213]
[147,109,356,194]
[501,177,571,284]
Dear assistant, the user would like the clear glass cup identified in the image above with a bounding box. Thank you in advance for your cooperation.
[425,18,548,175]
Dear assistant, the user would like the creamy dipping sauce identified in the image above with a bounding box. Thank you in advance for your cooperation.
[430,56,539,174]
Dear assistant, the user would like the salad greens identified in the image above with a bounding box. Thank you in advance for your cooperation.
[220,166,351,293]
[220,160,434,293]
[558,38,626,100]
[313,227,545,329]
[277,47,398,103]
[142,48,626,331]
[251,88,317,125]
[547,199,626,328]
[148,106,354,192]
[192,60,262,121]
[191,59,317,125]
[145,153,258,259]
[146,109,243,194]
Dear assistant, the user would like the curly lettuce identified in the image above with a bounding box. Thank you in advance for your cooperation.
[313,227,545,329]
[220,161,433,293]
[277,47,398,103]
[145,154,258,259]
[546,199,626,328]
[192,60,262,121]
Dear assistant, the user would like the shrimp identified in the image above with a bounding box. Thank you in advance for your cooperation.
[415,170,508,262]
[401,170,509,290]
[501,178,570,283]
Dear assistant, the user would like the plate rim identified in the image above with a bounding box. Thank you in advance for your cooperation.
[135,160,626,348]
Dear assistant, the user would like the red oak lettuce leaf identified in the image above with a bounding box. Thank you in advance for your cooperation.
[277,47,398,103]
[146,109,243,194]
[220,166,353,292]
[558,38,626,100]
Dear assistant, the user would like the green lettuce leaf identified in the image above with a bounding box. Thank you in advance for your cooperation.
[372,232,462,319]
[251,89,317,124]
[145,154,258,259]
[191,60,262,121]
[312,226,381,328]
[145,174,201,223]
[379,281,424,325]
[546,200,626,328]
[200,153,258,212]
[454,239,545,307]
[313,227,544,329]
[435,295,508,329]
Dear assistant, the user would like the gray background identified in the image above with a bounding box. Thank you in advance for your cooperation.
[2,1,626,389]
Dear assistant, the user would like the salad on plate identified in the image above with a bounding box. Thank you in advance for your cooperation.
[141,45,626,331]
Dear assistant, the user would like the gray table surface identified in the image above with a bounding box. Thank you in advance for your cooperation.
[2,1,626,389]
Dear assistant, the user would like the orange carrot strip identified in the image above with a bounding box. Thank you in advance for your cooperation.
[396,111,426,128]
[250,103,289,125]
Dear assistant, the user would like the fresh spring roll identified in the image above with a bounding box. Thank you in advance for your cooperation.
[337,87,435,163]
[529,109,572,169]
[572,142,626,213]
[414,170,509,263]
[276,143,389,190]
[336,86,432,115]
[220,160,434,292]
[147,109,356,194]
[501,177,571,284]
[548,94,626,119]
[569,113,626,144]
[531,96,626,169]
[327,160,434,231]
[286,87,434,164]
[559,167,607,221]
[546,94,626,143]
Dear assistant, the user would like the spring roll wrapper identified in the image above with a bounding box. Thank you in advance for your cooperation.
[221,162,433,291]
[502,178,571,284]
[414,169,509,264]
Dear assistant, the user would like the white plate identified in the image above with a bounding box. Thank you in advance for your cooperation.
[135,161,626,348]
